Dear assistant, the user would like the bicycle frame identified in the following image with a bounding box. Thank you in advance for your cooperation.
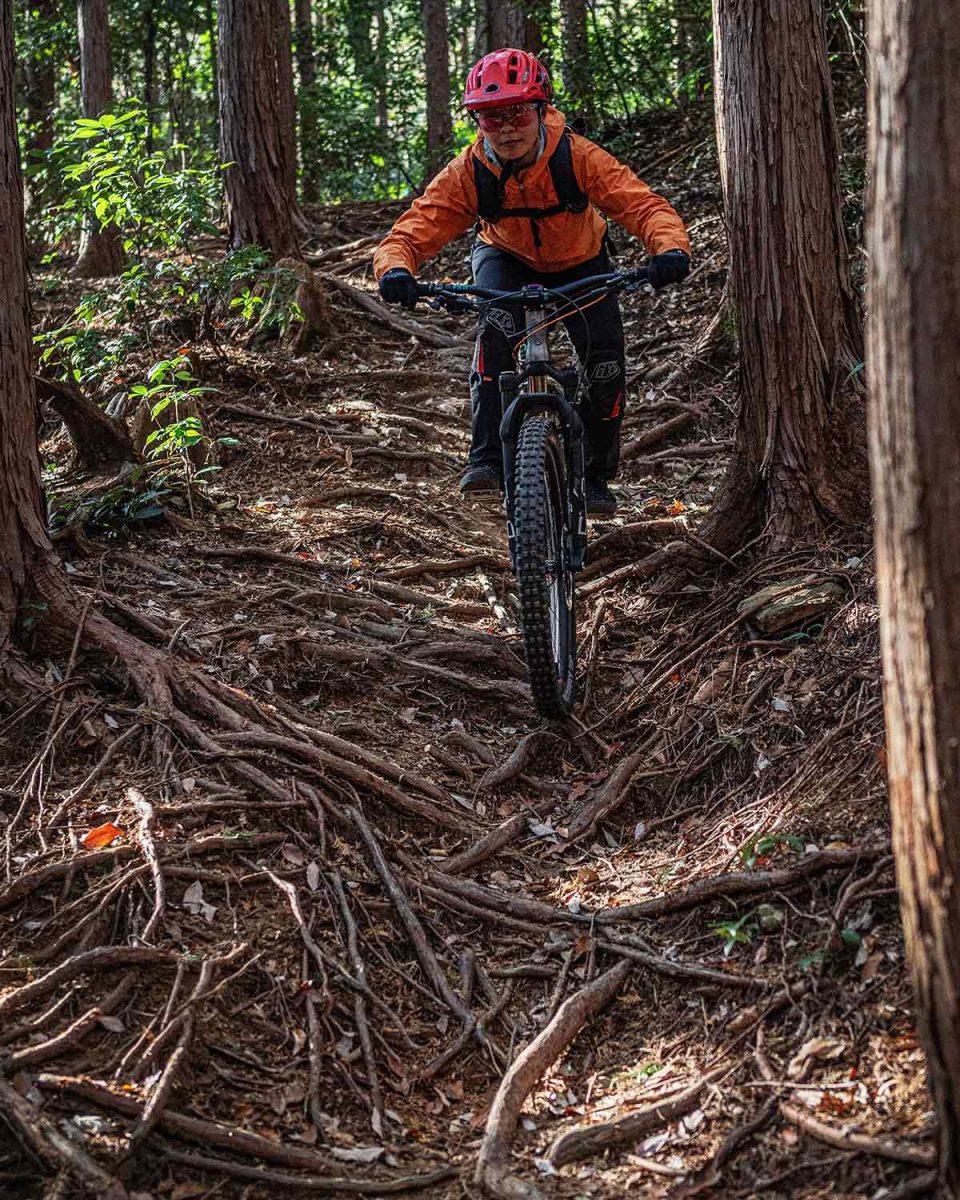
[414,266,649,575]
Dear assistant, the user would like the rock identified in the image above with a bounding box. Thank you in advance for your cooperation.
[738,578,844,634]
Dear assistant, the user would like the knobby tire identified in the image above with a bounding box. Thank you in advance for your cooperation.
[513,413,576,718]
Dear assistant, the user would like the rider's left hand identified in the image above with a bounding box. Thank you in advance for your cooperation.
[646,249,690,290]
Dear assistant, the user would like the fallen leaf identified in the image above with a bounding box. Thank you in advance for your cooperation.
[330,1146,383,1164]
[172,1183,209,1199]
[306,862,321,891]
[282,844,306,867]
[787,1037,846,1079]
[182,880,217,923]
[98,1015,126,1033]
[82,822,123,849]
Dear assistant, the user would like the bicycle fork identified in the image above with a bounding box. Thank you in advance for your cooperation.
[497,303,588,574]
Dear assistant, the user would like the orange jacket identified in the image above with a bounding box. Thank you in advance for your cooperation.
[373,107,690,279]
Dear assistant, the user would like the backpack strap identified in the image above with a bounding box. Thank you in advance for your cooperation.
[472,129,588,224]
[546,130,589,214]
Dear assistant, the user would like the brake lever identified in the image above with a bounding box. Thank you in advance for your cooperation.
[430,294,476,316]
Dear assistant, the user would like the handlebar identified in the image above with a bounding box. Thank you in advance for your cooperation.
[414,265,650,309]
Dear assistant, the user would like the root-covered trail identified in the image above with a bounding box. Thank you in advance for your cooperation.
[0,133,931,1200]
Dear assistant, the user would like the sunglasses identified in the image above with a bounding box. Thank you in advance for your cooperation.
[473,104,539,131]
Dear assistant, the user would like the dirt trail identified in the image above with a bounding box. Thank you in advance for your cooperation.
[0,126,932,1199]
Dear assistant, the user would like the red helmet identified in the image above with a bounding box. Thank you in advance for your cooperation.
[464,48,552,110]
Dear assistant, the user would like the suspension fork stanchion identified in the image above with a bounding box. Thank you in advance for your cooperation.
[500,300,549,568]
[562,368,588,572]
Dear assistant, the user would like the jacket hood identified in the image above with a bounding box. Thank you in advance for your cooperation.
[474,105,567,177]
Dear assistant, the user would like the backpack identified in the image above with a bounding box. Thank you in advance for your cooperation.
[472,129,589,248]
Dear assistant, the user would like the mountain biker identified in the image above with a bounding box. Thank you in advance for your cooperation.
[373,48,690,515]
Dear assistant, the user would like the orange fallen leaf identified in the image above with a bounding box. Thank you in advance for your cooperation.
[81,822,123,849]
[668,499,686,515]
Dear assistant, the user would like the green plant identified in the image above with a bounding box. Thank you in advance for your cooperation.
[59,108,220,262]
[35,317,139,388]
[710,912,756,957]
[18,601,49,632]
[739,832,806,870]
[48,471,168,539]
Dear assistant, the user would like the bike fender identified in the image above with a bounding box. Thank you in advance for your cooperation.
[499,392,583,445]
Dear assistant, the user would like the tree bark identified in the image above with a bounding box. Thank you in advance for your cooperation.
[561,0,590,120]
[704,0,866,551]
[23,0,56,222]
[74,0,124,276]
[35,377,135,473]
[867,5,960,1194]
[143,2,157,153]
[294,0,318,204]
[476,0,539,54]
[674,0,709,102]
[373,1,388,134]
[205,0,219,124]
[0,0,53,657]
[217,0,302,258]
[422,0,452,181]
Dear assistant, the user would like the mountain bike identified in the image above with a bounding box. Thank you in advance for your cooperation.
[415,266,650,718]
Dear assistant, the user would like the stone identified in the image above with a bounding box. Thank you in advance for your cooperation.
[738,578,844,634]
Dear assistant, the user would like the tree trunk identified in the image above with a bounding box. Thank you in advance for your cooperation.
[867,5,960,1194]
[703,0,866,551]
[217,0,301,258]
[23,0,56,222]
[477,1,538,54]
[373,1,388,134]
[345,0,375,79]
[674,0,709,102]
[294,0,318,204]
[422,0,452,181]
[74,0,124,276]
[0,0,52,656]
[205,0,219,125]
[143,2,157,153]
[561,0,591,120]
[35,377,135,473]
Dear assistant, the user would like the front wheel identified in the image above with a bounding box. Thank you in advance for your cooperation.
[512,412,577,717]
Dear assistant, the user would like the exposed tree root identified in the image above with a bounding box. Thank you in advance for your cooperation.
[35,375,135,473]
[36,1074,454,1189]
[547,1065,729,1167]
[480,731,552,790]
[564,736,662,840]
[0,1076,128,1200]
[158,1146,459,1194]
[597,846,886,923]
[474,960,630,1199]
[443,814,528,874]
[666,1097,778,1197]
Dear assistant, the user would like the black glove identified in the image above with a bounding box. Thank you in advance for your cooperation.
[646,249,690,290]
[378,268,419,308]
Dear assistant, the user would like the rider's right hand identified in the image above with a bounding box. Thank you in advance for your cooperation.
[379,268,419,308]
[646,250,690,290]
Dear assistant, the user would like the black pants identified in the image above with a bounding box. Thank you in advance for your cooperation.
[468,241,626,481]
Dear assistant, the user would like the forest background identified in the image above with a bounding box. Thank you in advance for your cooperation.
[6,2,960,1200]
